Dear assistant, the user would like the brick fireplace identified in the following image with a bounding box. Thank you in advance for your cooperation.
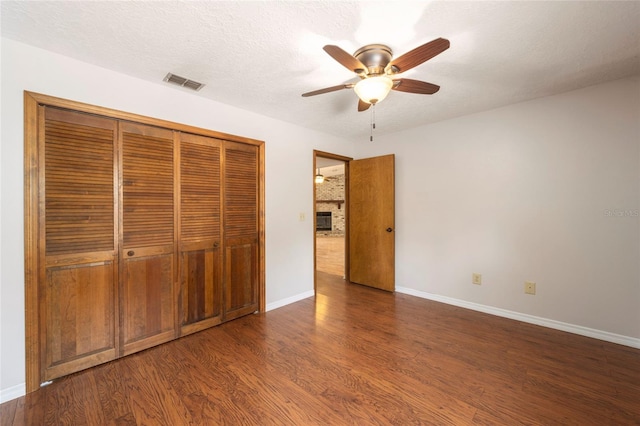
[315,172,345,236]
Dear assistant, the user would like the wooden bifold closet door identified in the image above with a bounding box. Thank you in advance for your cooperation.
[40,108,118,381]
[179,133,223,335]
[223,142,259,321]
[120,122,176,355]
[25,92,264,392]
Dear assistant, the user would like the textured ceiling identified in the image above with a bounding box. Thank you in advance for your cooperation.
[2,1,640,140]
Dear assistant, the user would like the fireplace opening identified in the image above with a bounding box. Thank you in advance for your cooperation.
[316,212,332,231]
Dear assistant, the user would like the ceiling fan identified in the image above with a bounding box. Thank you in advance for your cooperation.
[315,168,340,184]
[302,38,450,111]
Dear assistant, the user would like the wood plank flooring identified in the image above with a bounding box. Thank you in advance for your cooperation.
[2,271,639,425]
[315,235,345,277]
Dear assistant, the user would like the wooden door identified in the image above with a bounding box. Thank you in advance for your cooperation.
[223,142,259,321]
[40,108,118,381]
[179,133,223,335]
[349,154,395,291]
[120,122,176,355]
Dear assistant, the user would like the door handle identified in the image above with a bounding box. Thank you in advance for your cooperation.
[386,228,393,233]
[127,250,135,257]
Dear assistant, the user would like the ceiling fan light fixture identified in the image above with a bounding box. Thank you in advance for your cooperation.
[354,76,393,104]
[315,168,325,184]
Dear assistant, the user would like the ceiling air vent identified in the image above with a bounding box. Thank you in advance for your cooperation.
[163,73,205,91]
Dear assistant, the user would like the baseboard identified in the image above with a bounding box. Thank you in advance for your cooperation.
[266,290,314,312]
[0,382,26,404]
[396,286,640,349]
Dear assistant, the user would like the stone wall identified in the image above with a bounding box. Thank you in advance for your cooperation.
[316,173,345,235]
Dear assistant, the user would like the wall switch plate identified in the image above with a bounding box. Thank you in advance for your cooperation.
[472,273,482,285]
[299,212,305,221]
[525,281,536,295]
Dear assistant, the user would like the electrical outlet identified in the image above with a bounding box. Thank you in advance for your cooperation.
[525,281,536,295]
[472,273,482,285]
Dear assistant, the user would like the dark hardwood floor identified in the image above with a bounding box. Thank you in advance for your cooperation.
[2,271,639,425]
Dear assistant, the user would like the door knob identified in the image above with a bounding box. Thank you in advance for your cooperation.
[386,228,393,233]
[127,250,135,256]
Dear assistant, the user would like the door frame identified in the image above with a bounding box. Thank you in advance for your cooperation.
[313,150,353,293]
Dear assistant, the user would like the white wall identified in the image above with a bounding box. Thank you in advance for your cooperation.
[356,75,640,342]
[0,38,355,400]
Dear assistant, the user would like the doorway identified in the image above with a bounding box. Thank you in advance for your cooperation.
[313,151,352,290]
[313,150,396,293]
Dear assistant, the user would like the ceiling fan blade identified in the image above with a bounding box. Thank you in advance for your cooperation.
[357,99,371,112]
[302,84,353,97]
[324,45,367,74]
[392,79,440,94]
[387,38,450,74]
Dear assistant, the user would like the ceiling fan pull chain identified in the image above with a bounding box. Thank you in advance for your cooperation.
[373,103,376,130]
[370,104,376,142]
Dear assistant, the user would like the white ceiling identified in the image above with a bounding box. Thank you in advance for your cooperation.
[2,1,639,140]
[316,159,345,177]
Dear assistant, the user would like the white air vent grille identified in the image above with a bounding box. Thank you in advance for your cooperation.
[163,73,205,91]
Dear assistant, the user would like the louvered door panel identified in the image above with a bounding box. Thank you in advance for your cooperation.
[224,143,258,238]
[180,134,221,243]
[122,126,174,248]
[179,133,223,334]
[120,122,176,354]
[44,109,115,255]
[223,142,259,320]
[41,107,118,381]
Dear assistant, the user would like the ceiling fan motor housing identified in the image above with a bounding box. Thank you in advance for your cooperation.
[354,44,393,76]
